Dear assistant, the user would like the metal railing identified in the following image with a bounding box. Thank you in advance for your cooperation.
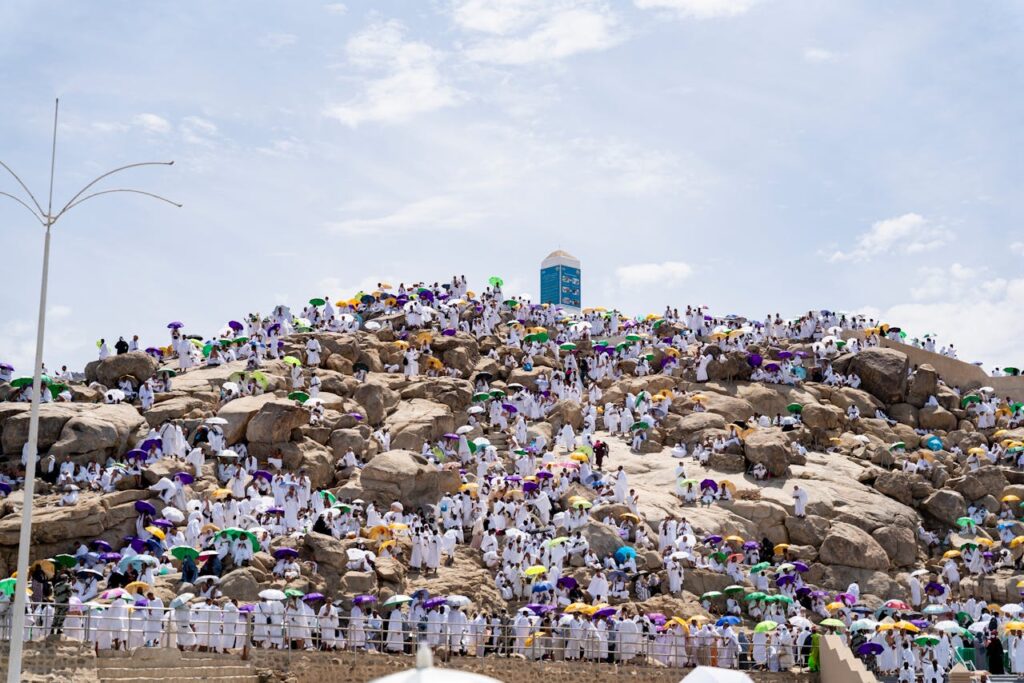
[0,602,826,674]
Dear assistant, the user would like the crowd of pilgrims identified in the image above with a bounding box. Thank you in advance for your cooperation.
[3,274,1024,679]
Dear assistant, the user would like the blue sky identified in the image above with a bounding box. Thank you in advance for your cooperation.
[1,0,1023,372]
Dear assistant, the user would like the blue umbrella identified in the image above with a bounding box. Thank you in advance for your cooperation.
[614,546,638,564]
[531,582,554,593]
[717,616,741,626]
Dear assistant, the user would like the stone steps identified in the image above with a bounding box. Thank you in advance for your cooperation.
[97,656,257,682]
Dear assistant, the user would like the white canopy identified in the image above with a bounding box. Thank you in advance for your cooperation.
[679,667,754,683]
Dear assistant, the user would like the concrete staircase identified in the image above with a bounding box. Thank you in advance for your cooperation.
[96,649,258,682]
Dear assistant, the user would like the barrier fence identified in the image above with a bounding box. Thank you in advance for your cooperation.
[0,602,820,673]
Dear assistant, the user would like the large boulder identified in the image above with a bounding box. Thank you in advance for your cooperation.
[872,525,918,567]
[848,348,909,404]
[245,399,309,443]
[818,522,890,570]
[359,450,459,510]
[144,396,207,427]
[49,405,145,458]
[743,430,794,477]
[579,521,625,557]
[216,394,280,444]
[85,351,158,387]
[873,471,915,506]
[922,489,966,525]
[385,399,454,451]
[218,566,264,601]
[785,515,831,547]
[918,405,957,432]
[801,403,844,432]
[906,364,939,408]
[950,467,1009,503]
[353,381,399,425]
[664,412,727,446]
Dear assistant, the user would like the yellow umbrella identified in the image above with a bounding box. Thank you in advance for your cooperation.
[388,523,409,531]
[1010,536,1024,549]
[968,447,986,455]
[425,356,443,370]
[774,543,790,555]
[689,615,710,623]
[975,538,995,547]
[943,549,961,559]
[721,481,737,494]
[201,523,220,534]
[564,602,590,613]
[145,526,166,541]
[125,581,150,593]
[826,601,844,611]
[1004,495,1022,504]
[393,340,410,350]
[459,483,479,494]
[724,534,744,543]
[894,621,920,632]
[210,488,232,500]
[620,513,641,523]
[524,565,546,577]
[366,525,391,539]
[29,559,55,578]
[415,331,433,345]
[1005,621,1024,631]
[379,540,396,551]
[569,452,589,462]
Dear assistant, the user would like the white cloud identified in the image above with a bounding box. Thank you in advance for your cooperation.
[325,195,487,235]
[456,1,622,65]
[325,20,461,126]
[1011,241,1024,255]
[803,47,836,63]
[616,261,693,288]
[47,305,72,319]
[323,3,348,15]
[634,0,758,20]
[828,213,953,262]
[180,116,219,145]
[573,137,691,195]
[260,33,298,50]
[132,113,171,134]
[865,270,1024,369]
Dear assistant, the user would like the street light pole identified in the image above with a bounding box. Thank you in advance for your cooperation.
[1,99,179,682]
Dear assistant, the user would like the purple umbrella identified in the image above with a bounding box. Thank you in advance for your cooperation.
[526,604,554,615]
[776,574,795,586]
[857,643,884,656]
[125,449,147,460]
[303,593,325,602]
[167,321,184,329]
[505,475,523,482]
[174,472,194,485]
[743,541,759,549]
[134,598,150,607]
[134,500,157,516]
[700,479,719,492]
[523,481,539,493]
[646,612,667,625]
[910,619,929,629]
[442,328,456,336]
[353,595,377,605]
[796,587,812,597]
[424,597,447,609]
[925,581,945,595]
[0,482,10,495]
[594,607,617,619]
[142,439,162,451]
[273,548,299,559]
[443,433,460,440]
[252,470,273,481]
[267,507,285,515]
[151,519,174,529]
[557,577,578,590]
[348,413,364,421]
[765,363,781,373]
[99,552,122,562]
[266,323,281,334]
[809,590,828,598]
[144,347,163,357]
[418,290,434,301]
[536,471,553,480]
[747,353,763,368]
[92,539,112,551]
[238,604,255,613]
[227,320,244,331]
[704,535,723,545]
[792,561,809,573]
[502,403,518,413]
[0,362,13,371]
[776,351,793,360]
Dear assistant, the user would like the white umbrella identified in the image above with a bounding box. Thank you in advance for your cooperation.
[383,594,413,607]
[473,437,491,447]
[105,389,126,401]
[1002,604,1024,615]
[680,667,754,683]
[910,569,929,577]
[205,417,229,425]
[467,406,484,415]
[968,621,990,634]
[221,381,240,393]
[850,619,878,631]
[364,321,382,331]
[259,589,286,601]
[788,616,812,629]
[347,548,368,561]
[447,595,471,607]
[218,449,239,458]
[161,507,185,523]
[304,398,324,407]
[934,620,963,634]
[194,575,220,584]
[455,426,473,435]
[170,593,194,609]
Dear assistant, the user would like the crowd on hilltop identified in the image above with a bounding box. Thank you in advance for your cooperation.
[1,273,1024,680]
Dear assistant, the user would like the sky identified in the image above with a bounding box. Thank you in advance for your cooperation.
[1,0,1024,373]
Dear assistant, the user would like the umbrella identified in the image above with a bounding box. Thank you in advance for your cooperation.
[914,635,940,647]
[383,594,413,607]
[820,618,846,629]
[716,616,741,626]
[699,478,718,491]
[259,589,286,601]
[701,591,724,600]
[288,391,310,403]
[754,621,779,633]
[850,618,878,632]
[170,546,199,562]
[857,643,884,656]
[789,616,813,629]
[134,500,157,516]
[169,593,194,608]
[167,321,184,329]
[488,276,503,287]
[614,547,637,564]
[531,582,554,593]
[353,595,377,605]
[273,547,300,559]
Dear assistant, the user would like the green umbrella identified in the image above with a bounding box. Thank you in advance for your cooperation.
[701,591,723,600]
[889,441,906,451]
[202,343,214,358]
[821,618,846,629]
[48,383,68,399]
[774,595,794,605]
[754,621,779,633]
[472,392,492,402]
[750,562,771,574]
[282,355,302,367]
[320,491,337,506]
[744,592,766,602]
[786,403,803,414]
[525,333,549,343]
[724,585,745,594]
[53,554,77,569]
[171,546,200,562]
[503,299,520,308]
[709,551,727,563]
[0,578,16,596]
[594,340,609,347]
[914,635,940,647]
[955,516,975,528]
[288,391,310,403]
[332,503,352,514]
[250,371,269,388]
[383,594,413,607]
[11,376,50,388]
[560,343,577,351]
[625,334,642,342]
[309,298,326,307]
[489,389,505,398]
[488,276,504,288]
[961,395,981,408]
[629,421,650,431]
[285,588,305,598]
[652,319,666,329]
[615,342,632,352]
[157,368,177,377]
